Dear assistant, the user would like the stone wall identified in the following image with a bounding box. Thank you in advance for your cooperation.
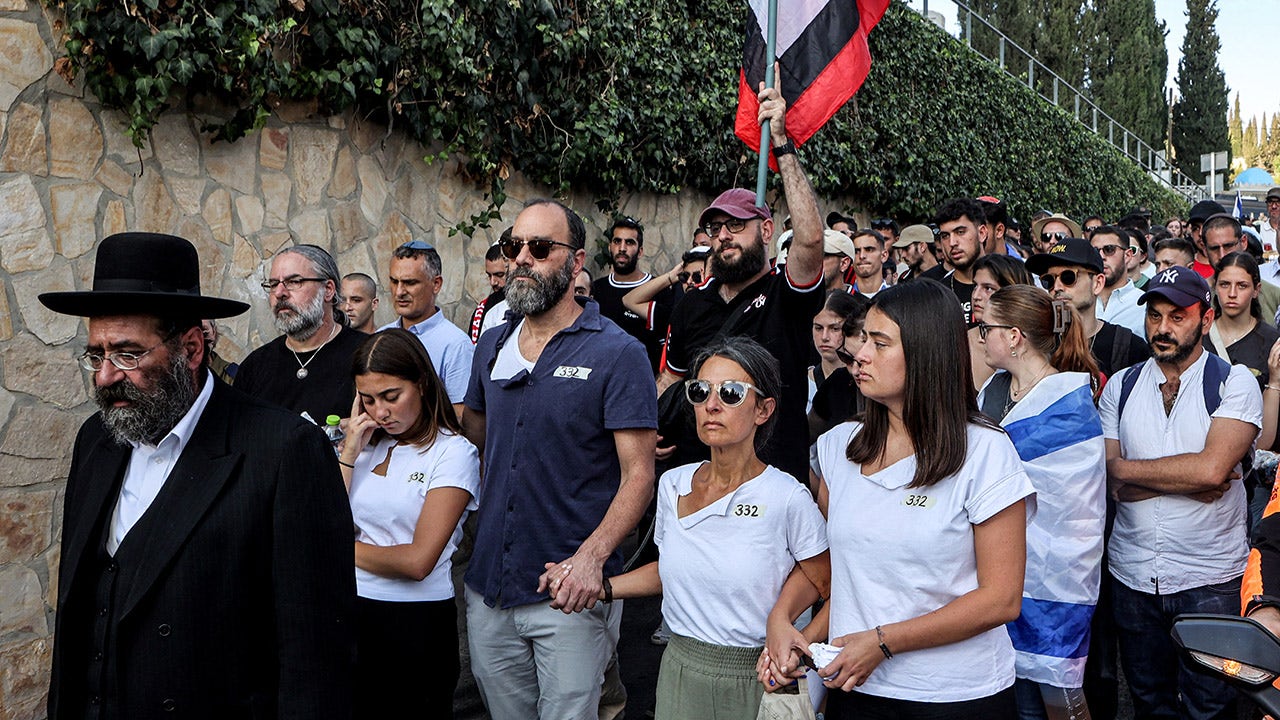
[0,3,842,717]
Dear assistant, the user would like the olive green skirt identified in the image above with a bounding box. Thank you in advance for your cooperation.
[654,633,765,720]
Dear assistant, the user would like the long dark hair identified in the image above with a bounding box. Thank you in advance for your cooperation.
[350,329,460,447]
[1213,251,1262,320]
[846,279,997,488]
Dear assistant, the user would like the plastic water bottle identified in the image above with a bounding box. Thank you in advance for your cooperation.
[323,415,344,456]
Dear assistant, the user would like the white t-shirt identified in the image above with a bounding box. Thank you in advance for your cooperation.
[349,431,481,602]
[655,463,828,648]
[1100,353,1261,595]
[816,421,1035,702]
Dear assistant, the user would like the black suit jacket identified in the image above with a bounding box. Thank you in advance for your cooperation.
[49,379,356,720]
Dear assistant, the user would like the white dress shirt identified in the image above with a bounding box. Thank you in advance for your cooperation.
[107,371,215,555]
[1099,354,1261,595]
[1096,279,1145,337]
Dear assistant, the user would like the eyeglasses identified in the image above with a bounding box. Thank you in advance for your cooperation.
[1039,232,1067,246]
[684,379,762,407]
[976,322,1016,340]
[703,218,749,237]
[1039,269,1092,288]
[835,345,857,365]
[499,238,577,260]
[1206,241,1240,254]
[80,332,177,372]
[261,276,327,292]
[1095,244,1130,257]
[676,271,703,285]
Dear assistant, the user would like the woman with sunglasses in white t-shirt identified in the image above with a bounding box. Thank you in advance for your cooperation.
[599,336,829,720]
[763,279,1036,719]
[337,329,480,719]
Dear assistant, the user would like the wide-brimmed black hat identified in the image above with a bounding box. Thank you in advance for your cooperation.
[39,233,249,318]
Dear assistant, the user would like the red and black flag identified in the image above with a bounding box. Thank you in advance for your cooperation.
[735,0,890,160]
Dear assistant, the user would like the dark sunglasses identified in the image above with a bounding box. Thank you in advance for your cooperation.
[676,271,703,285]
[1039,231,1067,246]
[977,322,1015,340]
[499,238,576,261]
[835,345,856,365]
[1039,269,1092,288]
[1096,243,1130,257]
[684,379,761,407]
[870,219,895,229]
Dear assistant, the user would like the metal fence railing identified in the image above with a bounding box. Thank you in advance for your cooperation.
[913,0,1208,203]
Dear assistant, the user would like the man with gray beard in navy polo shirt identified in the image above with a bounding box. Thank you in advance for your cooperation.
[461,198,658,720]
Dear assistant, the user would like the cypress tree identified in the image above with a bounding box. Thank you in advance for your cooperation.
[1228,93,1242,159]
[1087,0,1168,148]
[1267,114,1280,174]
[1244,116,1260,168]
[1170,0,1230,184]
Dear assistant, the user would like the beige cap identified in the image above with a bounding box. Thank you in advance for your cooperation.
[892,224,934,248]
[1030,213,1082,239]
[823,229,857,258]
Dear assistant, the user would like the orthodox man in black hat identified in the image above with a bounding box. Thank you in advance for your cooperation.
[40,233,355,720]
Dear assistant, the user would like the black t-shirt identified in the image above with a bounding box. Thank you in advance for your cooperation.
[921,264,947,282]
[234,325,366,423]
[664,267,825,483]
[1204,320,1280,388]
[943,271,975,325]
[592,274,674,373]
[470,288,505,343]
[809,367,864,440]
[1091,321,1151,383]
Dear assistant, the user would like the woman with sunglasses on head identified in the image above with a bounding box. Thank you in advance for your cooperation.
[809,290,870,413]
[337,329,481,719]
[976,285,1105,720]
[968,254,1034,390]
[762,279,1035,719]
[600,336,829,720]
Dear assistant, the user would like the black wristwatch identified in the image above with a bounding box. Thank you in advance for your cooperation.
[772,139,796,159]
[1246,594,1280,616]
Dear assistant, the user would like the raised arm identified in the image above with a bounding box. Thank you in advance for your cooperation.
[623,261,683,321]
[757,71,822,287]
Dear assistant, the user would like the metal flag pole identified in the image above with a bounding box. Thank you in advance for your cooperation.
[754,0,778,208]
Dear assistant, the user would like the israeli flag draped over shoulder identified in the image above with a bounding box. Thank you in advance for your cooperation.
[988,371,1106,689]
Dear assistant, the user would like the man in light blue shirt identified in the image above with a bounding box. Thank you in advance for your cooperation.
[1091,225,1146,336]
[380,240,474,415]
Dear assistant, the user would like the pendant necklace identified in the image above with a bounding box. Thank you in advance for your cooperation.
[290,324,339,379]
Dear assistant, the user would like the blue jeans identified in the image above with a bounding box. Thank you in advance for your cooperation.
[1110,575,1242,720]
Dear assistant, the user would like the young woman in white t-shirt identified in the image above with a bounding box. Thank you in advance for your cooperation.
[337,329,480,719]
[762,279,1035,719]
[593,336,830,720]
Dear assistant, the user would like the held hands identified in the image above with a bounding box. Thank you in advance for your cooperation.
[537,551,605,614]
[756,618,809,691]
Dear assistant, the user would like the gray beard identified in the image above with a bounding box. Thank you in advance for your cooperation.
[93,351,198,446]
[506,254,574,316]
[273,288,325,339]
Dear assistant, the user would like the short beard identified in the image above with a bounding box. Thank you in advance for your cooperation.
[612,254,638,276]
[273,287,325,339]
[93,349,198,446]
[506,253,575,316]
[711,228,767,285]
[1149,329,1202,366]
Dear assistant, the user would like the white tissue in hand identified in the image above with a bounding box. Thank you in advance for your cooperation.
[808,642,841,669]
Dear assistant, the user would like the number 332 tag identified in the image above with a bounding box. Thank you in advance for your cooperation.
[733,503,766,518]
[901,494,934,508]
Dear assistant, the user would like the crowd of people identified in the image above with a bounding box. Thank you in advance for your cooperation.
[38,78,1280,720]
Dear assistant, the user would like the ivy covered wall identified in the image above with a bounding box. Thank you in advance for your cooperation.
[52,0,1183,224]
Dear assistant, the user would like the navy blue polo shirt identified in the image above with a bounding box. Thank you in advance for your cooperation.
[463,298,657,609]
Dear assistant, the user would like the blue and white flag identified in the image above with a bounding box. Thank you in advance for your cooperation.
[1234,191,1244,219]
[980,371,1106,688]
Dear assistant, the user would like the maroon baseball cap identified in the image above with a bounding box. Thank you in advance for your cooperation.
[698,188,772,228]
